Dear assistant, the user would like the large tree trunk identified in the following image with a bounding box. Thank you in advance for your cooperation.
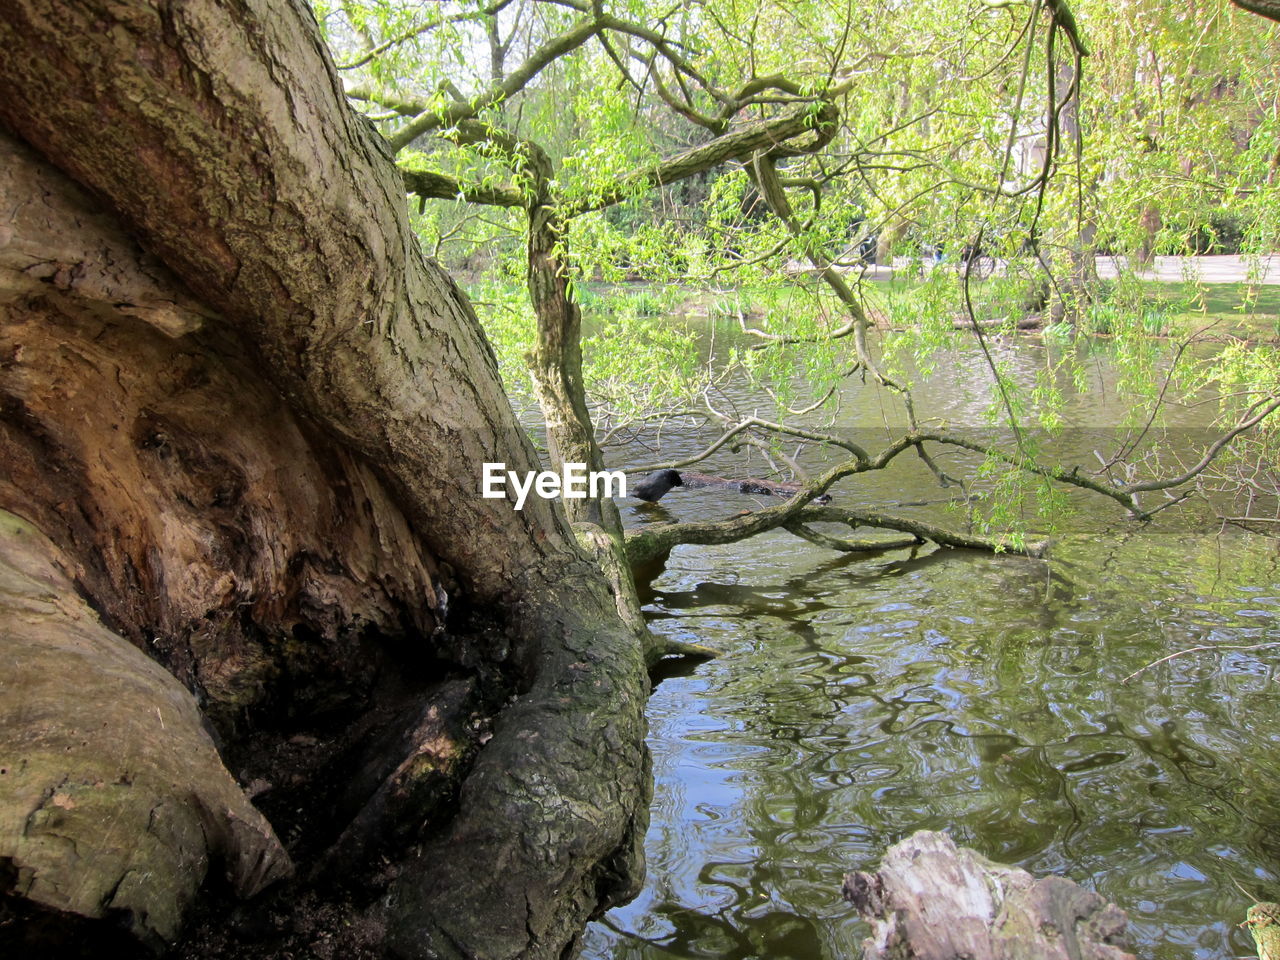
[0,1,649,957]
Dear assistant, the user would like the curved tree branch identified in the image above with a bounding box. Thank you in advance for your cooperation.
[386,16,604,151]
[562,99,839,216]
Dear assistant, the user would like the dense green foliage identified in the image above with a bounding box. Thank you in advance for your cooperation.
[313,0,1280,535]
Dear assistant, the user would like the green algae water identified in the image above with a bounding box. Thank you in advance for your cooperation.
[581,321,1280,960]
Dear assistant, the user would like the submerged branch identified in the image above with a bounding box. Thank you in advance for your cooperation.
[625,495,1046,564]
[622,400,1280,564]
[793,505,1048,556]
[784,523,921,552]
[624,448,1047,564]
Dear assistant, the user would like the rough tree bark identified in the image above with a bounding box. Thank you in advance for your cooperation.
[0,1,649,957]
[372,87,842,657]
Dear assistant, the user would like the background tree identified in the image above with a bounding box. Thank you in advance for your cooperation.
[328,0,1280,561]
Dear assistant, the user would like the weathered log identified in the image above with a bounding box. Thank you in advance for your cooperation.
[843,831,1133,960]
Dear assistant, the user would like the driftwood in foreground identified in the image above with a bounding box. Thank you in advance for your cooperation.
[843,831,1133,960]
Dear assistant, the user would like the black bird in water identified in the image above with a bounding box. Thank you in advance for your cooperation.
[632,469,683,502]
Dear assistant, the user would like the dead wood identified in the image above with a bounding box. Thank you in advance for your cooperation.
[843,831,1133,960]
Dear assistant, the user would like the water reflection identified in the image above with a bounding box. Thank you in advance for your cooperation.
[578,323,1280,960]
[584,529,1280,960]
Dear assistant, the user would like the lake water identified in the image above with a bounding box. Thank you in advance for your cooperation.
[578,318,1280,960]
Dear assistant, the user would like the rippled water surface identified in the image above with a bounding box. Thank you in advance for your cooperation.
[577,323,1280,960]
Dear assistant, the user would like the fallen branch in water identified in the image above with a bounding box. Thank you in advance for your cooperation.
[622,395,1280,568]
[793,504,1048,556]
[785,523,919,552]
[625,496,1047,565]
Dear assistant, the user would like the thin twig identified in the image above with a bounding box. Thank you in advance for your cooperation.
[1121,642,1280,684]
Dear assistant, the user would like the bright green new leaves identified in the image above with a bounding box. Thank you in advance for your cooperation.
[312,0,1280,537]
